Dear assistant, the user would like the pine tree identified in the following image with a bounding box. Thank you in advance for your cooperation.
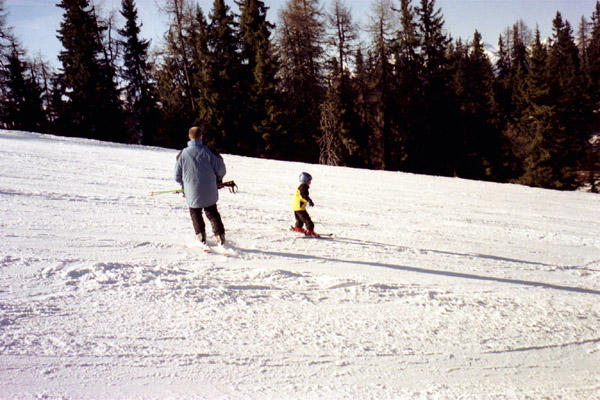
[365,0,396,170]
[238,0,286,158]
[119,0,157,145]
[393,0,423,172]
[544,13,591,189]
[188,4,211,129]
[153,0,200,148]
[578,16,590,68]
[587,1,600,98]
[452,31,503,180]
[55,0,124,141]
[585,1,600,191]
[276,0,325,162]
[514,29,557,188]
[416,0,456,175]
[493,36,512,128]
[516,16,591,190]
[495,21,531,137]
[202,0,243,153]
[1,38,46,131]
[510,21,530,74]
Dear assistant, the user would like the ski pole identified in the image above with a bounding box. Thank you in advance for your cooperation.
[150,188,183,196]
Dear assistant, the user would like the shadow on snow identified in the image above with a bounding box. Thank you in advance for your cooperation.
[241,248,600,296]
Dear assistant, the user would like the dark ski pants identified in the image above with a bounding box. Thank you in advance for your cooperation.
[294,210,314,231]
[189,204,225,238]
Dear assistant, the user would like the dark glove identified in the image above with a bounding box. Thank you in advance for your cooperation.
[308,199,314,207]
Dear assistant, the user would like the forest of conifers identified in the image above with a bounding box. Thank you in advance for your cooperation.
[1,0,600,191]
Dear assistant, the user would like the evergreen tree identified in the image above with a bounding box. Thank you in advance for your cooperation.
[415,0,456,175]
[490,36,521,180]
[510,21,530,74]
[587,2,600,126]
[493,36,512,129]
[513,29,558,188]
[452,31,503,180]
[577,16,590,68]
[153,0,200,148]
[1,38,46,131]
[393,0,423,172]
[238,0,286,158]
[119,0,157,145]
[276,0,325,162]
[365,0,396,170]
[495,21,531,140]
[544,13,591,189]
[516,16,591,190]
[585,1,600,191]
[55,0,124,141]
[188,4,211,128]
[202,0,243,153]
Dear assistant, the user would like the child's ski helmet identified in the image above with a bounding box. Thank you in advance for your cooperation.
[299,172,312,183]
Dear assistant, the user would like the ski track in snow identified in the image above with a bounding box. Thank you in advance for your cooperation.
[0,130,599,399]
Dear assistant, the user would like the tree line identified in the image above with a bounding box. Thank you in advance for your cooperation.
[1,0,599,191]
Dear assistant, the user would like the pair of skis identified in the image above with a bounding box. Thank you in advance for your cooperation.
[193,241,236,257]
[288,227,334,240]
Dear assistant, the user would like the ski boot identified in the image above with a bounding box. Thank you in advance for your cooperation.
[292,226,306,234]
[305,230,320,238]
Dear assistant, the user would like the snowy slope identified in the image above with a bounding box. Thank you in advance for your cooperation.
[0,129,599,399]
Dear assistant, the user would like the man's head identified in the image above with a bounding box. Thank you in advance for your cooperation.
[189,126,203,140]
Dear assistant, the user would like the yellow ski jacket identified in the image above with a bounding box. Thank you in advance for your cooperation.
[291,183,312,211]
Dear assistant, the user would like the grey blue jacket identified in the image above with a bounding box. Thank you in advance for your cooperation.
[174,140,226,208]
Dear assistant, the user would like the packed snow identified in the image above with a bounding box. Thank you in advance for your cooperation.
[1,129,599,399]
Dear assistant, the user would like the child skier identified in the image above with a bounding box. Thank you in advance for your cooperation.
[291,172,319,237]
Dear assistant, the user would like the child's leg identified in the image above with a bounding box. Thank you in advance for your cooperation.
[294,211,304,229]
[189,208,206,241]
[296,210,314,231]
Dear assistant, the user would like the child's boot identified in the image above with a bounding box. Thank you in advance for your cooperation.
[305,230,320,238]
[293,226,306,234]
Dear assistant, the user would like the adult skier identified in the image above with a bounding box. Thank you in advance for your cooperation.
[175,126,227,245]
